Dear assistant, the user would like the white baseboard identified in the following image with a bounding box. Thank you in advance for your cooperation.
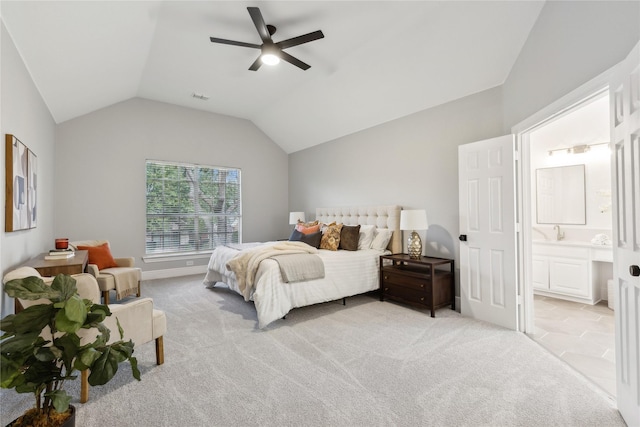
[142,265,207,281]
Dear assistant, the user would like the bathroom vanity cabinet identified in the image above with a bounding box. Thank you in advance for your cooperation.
[532,241,612,305]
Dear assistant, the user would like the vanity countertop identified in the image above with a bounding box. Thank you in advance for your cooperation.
[532,239,612,249]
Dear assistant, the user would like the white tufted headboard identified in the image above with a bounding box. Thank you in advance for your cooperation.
[315,205,402,254]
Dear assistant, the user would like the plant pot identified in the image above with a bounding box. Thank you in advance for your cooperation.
[6,405,75,427]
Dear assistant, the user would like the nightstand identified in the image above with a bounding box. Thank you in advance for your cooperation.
[379,254,455,317]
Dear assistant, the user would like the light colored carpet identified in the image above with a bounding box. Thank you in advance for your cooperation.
[1,275,624,426]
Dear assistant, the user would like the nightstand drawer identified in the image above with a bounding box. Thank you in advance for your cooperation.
[382,283,430,306]
[381,269,428,291]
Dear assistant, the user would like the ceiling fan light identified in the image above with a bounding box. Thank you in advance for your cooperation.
[261,53,280,66]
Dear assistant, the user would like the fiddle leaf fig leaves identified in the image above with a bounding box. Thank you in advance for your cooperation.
[46,389,72,414]
[0,273,141,416]
[54,295,87,333]
[50,274,78,302]
[4,276,60,301]
[1,304,54,334]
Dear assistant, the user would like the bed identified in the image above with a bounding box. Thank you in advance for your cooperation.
[203,205,402,328]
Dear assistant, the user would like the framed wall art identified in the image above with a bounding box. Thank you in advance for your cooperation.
[27,148,38,228]
[5,134,36,232]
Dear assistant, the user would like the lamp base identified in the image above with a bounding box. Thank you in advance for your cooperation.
[408,231,422,259]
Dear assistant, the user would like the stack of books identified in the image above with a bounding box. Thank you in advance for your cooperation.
[44,249,75,260]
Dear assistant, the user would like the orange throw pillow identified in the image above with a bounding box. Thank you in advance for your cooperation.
[77,243,118,270]
[295,223,321,234]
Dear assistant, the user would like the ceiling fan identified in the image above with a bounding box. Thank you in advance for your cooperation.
[209,7,324,71]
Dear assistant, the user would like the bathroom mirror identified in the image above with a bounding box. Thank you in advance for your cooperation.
[536,164,586,224]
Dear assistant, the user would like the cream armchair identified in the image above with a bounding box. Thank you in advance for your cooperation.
[70,239,141,304]
[3,266,166,403]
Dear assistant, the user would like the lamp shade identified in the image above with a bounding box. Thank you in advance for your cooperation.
[289,211,305,225]
[400,210,428,231]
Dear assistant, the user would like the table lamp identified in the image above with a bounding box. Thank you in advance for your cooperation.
[289,211,306,225]
[400,210,429,259]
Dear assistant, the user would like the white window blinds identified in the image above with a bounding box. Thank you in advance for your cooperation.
[145,160,241,254]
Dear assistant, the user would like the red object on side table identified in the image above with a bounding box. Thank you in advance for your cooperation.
[55,238,69,249]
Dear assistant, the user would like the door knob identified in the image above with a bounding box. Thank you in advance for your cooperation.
[631,265,640,277]
[459,235,467,242]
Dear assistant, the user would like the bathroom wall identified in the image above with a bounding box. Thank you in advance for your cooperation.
[529,93,612,243]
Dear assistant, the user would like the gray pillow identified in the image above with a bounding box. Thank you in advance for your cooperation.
[289,229,322,249]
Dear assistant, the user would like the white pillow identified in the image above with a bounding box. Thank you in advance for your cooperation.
[358,225,376,250]
[370,228,393,251]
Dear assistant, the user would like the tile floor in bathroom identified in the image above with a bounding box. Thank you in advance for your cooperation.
[531,294,616,397]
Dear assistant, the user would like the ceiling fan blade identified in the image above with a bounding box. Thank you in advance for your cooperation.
[248,56,262,71]
[279,51,311,70]
[210,37,261,49]
[247,7,271,43]
[276,30,325,50]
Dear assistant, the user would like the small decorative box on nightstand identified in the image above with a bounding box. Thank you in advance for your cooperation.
[379,254,455,317]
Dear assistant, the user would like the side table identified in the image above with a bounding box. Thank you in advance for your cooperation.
[21,250,89,277]
[380,253,455,317]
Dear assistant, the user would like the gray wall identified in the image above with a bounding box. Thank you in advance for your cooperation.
[55,98,289,272]
[288,0,640,302]
[289,86,504,297]
[0,22,56,316]
[503,0,640,130]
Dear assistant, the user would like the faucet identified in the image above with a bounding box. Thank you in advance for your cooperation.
[553,225,565,241]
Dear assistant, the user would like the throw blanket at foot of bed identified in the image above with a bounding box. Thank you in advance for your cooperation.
[270,254,325,283]
[226,241,319,301]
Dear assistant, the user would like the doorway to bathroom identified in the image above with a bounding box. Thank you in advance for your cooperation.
[518,89,616,398]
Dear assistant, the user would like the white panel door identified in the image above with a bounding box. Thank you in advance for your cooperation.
[611,41,640,427]
[459,135,518,330]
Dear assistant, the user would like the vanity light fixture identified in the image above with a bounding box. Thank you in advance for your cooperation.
[547,141,609,156]
[547,148,570,156]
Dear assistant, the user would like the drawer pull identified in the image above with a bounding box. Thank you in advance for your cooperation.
[384,275,388,280]
[385,288,389,291]
[420,297,424,301]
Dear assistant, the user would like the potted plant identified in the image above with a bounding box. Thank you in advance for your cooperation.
[1,274,140,427]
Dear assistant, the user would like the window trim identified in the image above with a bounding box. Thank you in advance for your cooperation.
[141,251,213,263]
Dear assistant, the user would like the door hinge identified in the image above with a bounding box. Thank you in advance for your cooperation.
[516,223,522,233]
[514,150,521,162]
[517,295,524,306]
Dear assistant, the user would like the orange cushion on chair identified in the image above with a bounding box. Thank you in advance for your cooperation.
[77,243,118,270]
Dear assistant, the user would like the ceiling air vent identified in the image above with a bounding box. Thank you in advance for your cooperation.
[192,93,210,101]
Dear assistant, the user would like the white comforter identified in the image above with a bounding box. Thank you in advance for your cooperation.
[204,242,387,328]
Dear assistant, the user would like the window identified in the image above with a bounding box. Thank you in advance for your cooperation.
[145,160,241,255]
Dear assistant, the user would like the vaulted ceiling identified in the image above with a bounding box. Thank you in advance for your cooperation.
[1,1,545,153]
